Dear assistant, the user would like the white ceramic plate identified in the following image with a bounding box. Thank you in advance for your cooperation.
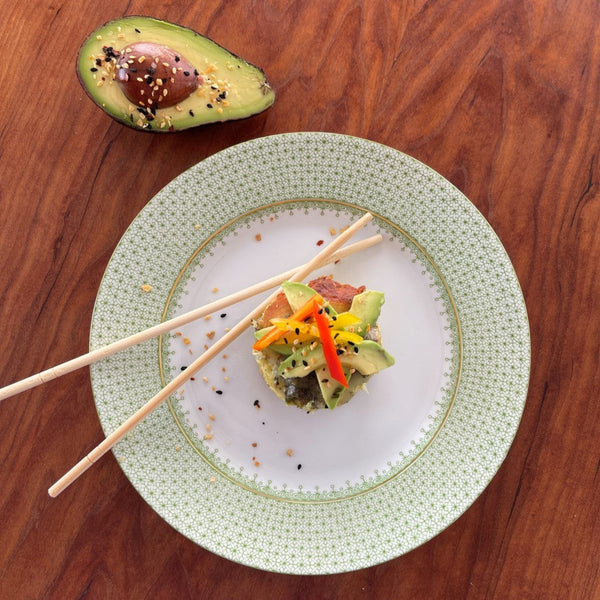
[89,132,530,574]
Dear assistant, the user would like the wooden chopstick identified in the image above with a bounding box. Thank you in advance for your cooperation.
[0,233,382,403]
[48,212,374,497]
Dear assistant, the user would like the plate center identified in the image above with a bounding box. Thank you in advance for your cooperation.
[161,202,460,500]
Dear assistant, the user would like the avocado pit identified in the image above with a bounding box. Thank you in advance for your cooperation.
[114,42,201,108]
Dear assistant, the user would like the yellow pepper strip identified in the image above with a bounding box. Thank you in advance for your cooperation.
[270,319,320,338]
[332,330,364,345]
[331,312,361,329]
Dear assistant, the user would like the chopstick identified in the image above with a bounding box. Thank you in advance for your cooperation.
[0,233,382,403]
[48,212,374,497]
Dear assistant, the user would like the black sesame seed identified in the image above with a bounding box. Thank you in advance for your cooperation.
[291,360,296,367]
[181,366,187,370]
[295,328,300,335]
[254,400,261,407]
[206,103,213,108]
[194,68,199,76]
[129,114,133,122]
[324,306,331,314]
[90,67,98,72]
[215,390,223,395]
[354,346,359,353]
[220,313,227,318]
[175,55,180,62]
[134,28,141,33]
[129,67,137,72]
[337,349,344,355]
[189,109,194,117]
[183,71,190,76]
[302,360,308,367]
[95,58,102,66]
[297,464,302,470]
[146,67,155,74]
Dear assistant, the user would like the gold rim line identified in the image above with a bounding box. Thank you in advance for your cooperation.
[157,199,463,505]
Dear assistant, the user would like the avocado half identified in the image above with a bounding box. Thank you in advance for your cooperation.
[77,16,276,132]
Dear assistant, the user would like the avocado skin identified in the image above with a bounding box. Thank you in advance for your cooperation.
[77,16,275,132]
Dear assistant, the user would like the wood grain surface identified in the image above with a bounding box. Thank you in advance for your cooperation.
[1,1,598,598]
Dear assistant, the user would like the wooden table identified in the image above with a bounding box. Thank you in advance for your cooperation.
[1,2,598,598]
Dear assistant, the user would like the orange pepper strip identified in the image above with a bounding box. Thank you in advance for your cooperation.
[312,298,348,388]
[253,293,323,351]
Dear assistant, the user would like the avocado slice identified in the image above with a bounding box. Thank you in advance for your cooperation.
[347,290,385,336]
[315,365,371,410]
[279,340,395,379]
[281,281,320,313]
[77,16,275,132]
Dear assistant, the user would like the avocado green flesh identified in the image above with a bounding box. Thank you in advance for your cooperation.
[77,16,275,131]
[315,365,369,410]
[279,340,395,379]
[281,281,323,313]
[347,290,385,335]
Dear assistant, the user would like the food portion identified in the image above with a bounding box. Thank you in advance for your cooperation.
[252,276,395,411]
[77,16,275,132]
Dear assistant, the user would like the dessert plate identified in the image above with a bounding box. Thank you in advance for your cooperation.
[89,132,530,573]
